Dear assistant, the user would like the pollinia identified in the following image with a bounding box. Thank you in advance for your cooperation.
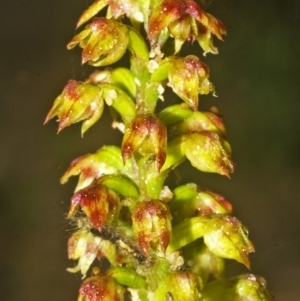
[45,1,274,300]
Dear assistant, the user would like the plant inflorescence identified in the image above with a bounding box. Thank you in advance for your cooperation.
[45,1,274,300]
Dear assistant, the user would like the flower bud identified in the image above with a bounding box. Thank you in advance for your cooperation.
[148,0,226,54]
[61,146,124,191]
[44,80,104,134]
[170,183,232,223]
[68,18,129,66]
[69,183,121,232]
[78,269,125,301]
[132,199,172,255]
[153,271,202,301]
[169,56,214,110]
[203,216,255,268]
[67,230,102,277]
[184,131,235,177]
[152,56,214,110]
[121,114,167,170]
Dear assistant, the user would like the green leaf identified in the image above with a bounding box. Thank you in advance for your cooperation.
[101,83,137,124]
[151,60,171,82]
[167,216,209,252]
[111,68,137,99]
[76,0,108,28]
[158,104,193,127]
[98,174,140,198]
[107,267,147,289]
[127,26,149,61]
[161,136,186,171]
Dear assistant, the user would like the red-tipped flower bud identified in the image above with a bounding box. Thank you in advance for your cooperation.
[132,199,172,255]
[78,269,125,301]
[44,79,104,134]
[121,114,167,170]
[148,0,226,54]
[69,183,121,232]
[68,18,129,66]
[153,271,202,301]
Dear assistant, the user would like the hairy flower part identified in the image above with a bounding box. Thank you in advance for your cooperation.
[184,131,235,177]
[67,230,102,277]
[203,216,255,268]
[69,183,121,231]
[202,274,274,301]
[169,110,227,139]
[44,80,104,134]
[61,146,124,191]
[68,18,129,66]
[78,268,125,301]
[148,0,226,53]
[170,183,232,223]
[153,271,202,301]
[152,56,215,110]
[132,199,172,255]
[76,0,144,29]
[121,114,167,170]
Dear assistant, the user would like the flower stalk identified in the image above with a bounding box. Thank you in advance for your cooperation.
[45,0,274,300]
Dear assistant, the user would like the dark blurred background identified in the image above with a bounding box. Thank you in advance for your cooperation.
[1,0,299,300]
